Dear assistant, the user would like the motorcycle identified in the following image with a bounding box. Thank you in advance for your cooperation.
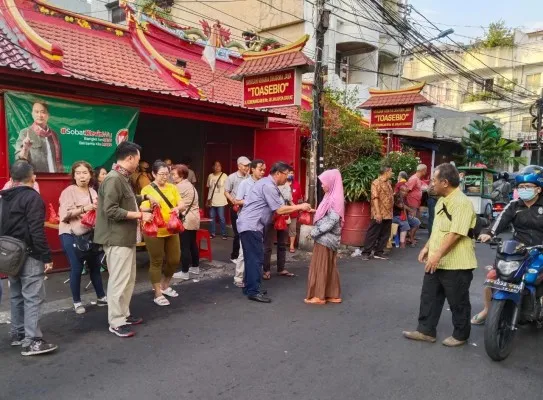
[483,238,543,361]
[491,201,507,220]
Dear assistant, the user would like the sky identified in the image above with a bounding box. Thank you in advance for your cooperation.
[409,0,543,44]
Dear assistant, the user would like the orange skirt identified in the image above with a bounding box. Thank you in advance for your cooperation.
[306,243,341,300]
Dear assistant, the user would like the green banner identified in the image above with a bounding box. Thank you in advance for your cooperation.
[5,91,139,173]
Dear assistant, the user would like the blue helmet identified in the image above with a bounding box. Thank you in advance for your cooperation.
[516,165,543,187]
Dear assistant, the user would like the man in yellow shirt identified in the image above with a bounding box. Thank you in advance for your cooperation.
[403,163,477,347]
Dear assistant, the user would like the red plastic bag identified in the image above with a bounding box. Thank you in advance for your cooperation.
[167,211,184,234]
[273,214,288,231]
[48,203,60,224]
[232,204,240,213]
[81,209,96,228]
[152,204,166,228]
[142,220,158,237]
[298,211,312,225]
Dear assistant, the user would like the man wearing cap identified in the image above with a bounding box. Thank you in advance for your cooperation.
[225,156,251,261]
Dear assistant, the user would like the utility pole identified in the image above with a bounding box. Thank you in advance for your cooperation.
[530,89,543,165]
[308,0,329,207]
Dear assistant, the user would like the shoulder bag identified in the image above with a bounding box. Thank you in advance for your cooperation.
[0,196,28,276]
[72,190,98,253]
[206,173,224,208]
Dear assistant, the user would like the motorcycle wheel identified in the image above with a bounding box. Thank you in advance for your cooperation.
[484,299,517,361]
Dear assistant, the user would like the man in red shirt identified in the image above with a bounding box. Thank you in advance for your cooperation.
[406,164,427,243]
[406,164,428,210]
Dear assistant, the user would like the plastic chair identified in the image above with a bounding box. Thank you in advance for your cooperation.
[196,229,213,261]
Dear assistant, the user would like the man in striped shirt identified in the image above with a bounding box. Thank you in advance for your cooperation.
[403,163,477,347]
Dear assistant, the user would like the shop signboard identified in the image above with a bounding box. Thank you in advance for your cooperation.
[243,69,301,109]
[5,91,139,173]
[370,106,415,130]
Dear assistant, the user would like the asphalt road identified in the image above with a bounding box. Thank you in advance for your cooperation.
[2,242,542,400]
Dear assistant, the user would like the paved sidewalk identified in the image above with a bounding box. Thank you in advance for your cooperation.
[0,236,311,321]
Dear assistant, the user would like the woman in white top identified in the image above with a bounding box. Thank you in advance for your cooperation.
[206,161,228,239]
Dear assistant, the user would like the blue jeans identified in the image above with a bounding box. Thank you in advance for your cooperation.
[60,234,106,303]
[209,206,226,236]
[241,231,264,296]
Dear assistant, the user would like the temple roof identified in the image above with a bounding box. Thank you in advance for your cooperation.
[230,35,314,80]
[358,83,434,109]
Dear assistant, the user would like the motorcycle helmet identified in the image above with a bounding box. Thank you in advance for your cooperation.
[515,165,543,187]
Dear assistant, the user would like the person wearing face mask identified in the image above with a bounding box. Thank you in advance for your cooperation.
[471,166,543,326]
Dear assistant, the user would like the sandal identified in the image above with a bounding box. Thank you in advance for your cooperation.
[162,287,179,298]
[278,271,296,277]
[326,298,342,304]
[263,271,271,280]
[154,295,170,306]
[304,297,326,305]
[289,248,296,253]
[471,312,487,325]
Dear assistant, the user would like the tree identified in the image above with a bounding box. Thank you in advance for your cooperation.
[300,88,381,171]
[478,20,514,49]
[460,120,525,169]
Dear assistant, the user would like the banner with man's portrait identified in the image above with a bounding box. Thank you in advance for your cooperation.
[5,91,139,173]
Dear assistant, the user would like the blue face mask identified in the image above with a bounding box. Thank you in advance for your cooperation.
[287,175,294,181]
[518,187,538,201]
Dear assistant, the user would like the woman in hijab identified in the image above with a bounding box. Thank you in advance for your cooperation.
[305,169,344,305]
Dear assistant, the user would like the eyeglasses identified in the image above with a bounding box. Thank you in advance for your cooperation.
[518,185,537,189]
[156,172,170,177]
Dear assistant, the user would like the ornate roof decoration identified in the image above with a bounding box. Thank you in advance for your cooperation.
[358,82,434,109]
[5,0,63,64]
[230,34,314,80]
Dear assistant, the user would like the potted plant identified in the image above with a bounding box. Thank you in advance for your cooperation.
[341,156,382,246]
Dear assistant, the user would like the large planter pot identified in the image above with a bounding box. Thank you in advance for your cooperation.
[341,201,371,247]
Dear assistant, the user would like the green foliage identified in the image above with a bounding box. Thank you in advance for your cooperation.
[464,92,499,103]
[460,120,526,169]
[478,20,514,49]
[300,88,382,171]
[383,150,420,182]
[341,156,382,203]
[136,0,173,21]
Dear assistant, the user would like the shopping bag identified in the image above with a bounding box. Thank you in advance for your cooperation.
[142,220,158,237]
[273,214,288,231]
[298,211,312,225]
[48,203,60,224]
[152,204,166,228]
[167,211,184,234]
[81,209,96,228]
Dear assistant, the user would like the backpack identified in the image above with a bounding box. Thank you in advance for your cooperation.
[490,181,505,201]
[0,196,28,276]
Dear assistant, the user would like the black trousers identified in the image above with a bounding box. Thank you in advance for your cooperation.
[230,207,240,259]
[362,219,392,256]
[417,269,474,341]
[180,230,199,273]
[263,224,288,273]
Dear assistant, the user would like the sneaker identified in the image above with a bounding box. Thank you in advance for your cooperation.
[173,271,190,280]
[373,254,389,260]
[10,333,25,346]
[97,296,108,307]
[21,339,58,356]
[126,315,143,325]
[234,281,245,288]
[222,236,228,240]
[74,303,86,314]
[361,254,372,261]
[109,325,135,338]
[210,234,216,239]
[230,259,237,264]
[189,267,200,275]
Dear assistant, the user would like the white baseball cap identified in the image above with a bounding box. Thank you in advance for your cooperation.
[237,156,251,166]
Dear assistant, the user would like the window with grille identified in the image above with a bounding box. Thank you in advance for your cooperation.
[522,116,534,132]
[526,73,541,92]
[106,2,125,24]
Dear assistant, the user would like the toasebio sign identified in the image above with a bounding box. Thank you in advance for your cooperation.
[370,106,415,130]
[243,69,301,109]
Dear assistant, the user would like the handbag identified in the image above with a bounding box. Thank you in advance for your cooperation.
[72,190,98,253]
[0,197,28,276]
[206,173,224,208]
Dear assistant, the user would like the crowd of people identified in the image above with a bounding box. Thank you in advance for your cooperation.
[7,137,539,356]
[0,140,342,354]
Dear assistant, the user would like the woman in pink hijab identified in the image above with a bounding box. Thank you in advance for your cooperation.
[305,169,344,305]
